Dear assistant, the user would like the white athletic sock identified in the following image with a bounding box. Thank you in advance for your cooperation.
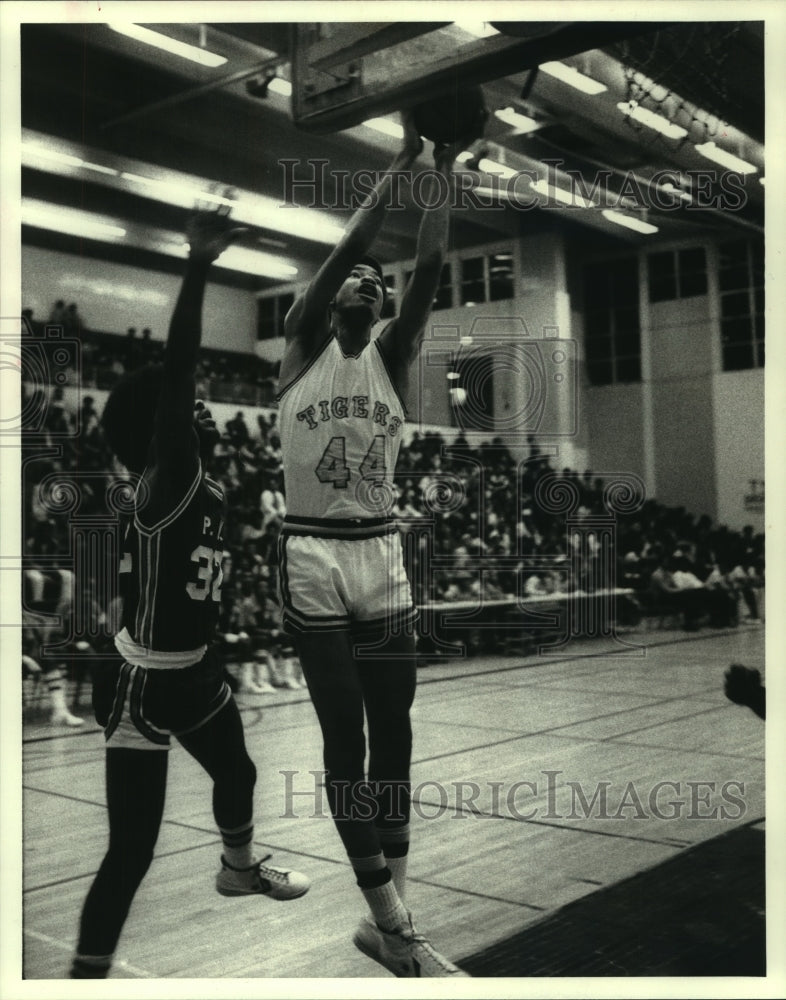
[361,878,409,933]
[378,824,410,903]
[384,855,409,903]
[220,822,255,869]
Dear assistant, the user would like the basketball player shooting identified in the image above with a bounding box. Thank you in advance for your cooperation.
[69,204,309,980]
[277,106,485,977]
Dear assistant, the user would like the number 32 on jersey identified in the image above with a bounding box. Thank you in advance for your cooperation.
[315,434,387,489]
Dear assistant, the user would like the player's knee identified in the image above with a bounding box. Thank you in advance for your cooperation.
[323,733,366,781]
[239,752,257,792]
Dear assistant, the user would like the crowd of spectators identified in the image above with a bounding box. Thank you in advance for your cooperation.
[20,308,765,721]
[21,305,280,406]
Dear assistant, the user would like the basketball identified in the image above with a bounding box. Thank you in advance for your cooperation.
[412,85,488,145]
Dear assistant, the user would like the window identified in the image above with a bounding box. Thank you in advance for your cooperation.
[458,249,515,306]
[647,247,707,302]
[718,238,764,371]
[489,252,515,301]
[583,257,641,385]
[257,292,294,340]
[460,257,485,305]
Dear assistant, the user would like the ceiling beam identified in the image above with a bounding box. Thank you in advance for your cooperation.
[292,22,669,133]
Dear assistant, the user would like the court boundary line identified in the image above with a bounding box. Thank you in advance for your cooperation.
[20,624,761,745]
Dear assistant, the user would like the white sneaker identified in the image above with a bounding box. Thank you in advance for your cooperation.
[51,711,84,727]
[239,681,275,694]
[216,854,310,900]
[353,914,469,977]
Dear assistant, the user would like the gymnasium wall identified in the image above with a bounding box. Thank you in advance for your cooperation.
[647,295,718,521]
[21,246,258,355]
[571,240,764,532]
[582,383,647,483]
[712,369,765,532]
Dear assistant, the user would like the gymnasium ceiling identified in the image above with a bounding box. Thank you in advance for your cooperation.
[19,18,765,292]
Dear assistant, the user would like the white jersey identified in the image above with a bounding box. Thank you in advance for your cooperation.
[278,336,406,524]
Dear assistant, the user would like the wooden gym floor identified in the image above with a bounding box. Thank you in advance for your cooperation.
[19,622,766,982]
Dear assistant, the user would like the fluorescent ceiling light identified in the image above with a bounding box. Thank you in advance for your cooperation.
[146,238,297,279]
[25,146,83,168]
[539,61,606,95]
[22,198,297,279]
[602,209,658,234]
[22,131,345,246]
[477,157,517,180]
[456,151,474,163]
[531,178,595,208]
[694,141,758,174]
[22,200,127,240]
[658,181,692,204]
[120,171,233,209]
[118,170,339,243]
[22,141,119,176]
[494,107,539,133]
[81,162,120,176]
[107,22,227,67]
[363,117,405,139]
[446,371,461,380]
[617,101,687,139]
[208,246,297,279]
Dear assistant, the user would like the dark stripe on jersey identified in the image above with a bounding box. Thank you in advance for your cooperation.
[285,515,393,528]
[175,682,232,736]
[276,333,334,402]
[277,534,293,610]
[104,662,133,742]
[129,669,169,746]
[135,464,202,535]
[204,477,224,502]
[278,543,351,631]
[282,611,352,633]
[136,532,161,649]
[374,338,409,417]
[281,514,397,540]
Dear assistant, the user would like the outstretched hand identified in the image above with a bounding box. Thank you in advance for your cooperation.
[186,191,248,263]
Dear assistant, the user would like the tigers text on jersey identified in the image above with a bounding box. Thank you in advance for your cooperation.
[117,464,226,661]
[278,336,407,522]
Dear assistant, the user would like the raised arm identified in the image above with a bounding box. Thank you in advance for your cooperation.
[280,113,423,380]
[147,207,244,488]
[378,128,484,397]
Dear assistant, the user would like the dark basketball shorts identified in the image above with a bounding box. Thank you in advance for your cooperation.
[93,646,231,750]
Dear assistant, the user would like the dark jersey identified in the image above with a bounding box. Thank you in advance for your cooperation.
[119,467,225,652]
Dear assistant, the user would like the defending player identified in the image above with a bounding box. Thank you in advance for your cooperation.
[278,111,480,977]
[70,206,309,980]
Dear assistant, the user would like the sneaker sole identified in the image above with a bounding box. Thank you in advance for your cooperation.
[352,930,412,977]
[217,883,310,900]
